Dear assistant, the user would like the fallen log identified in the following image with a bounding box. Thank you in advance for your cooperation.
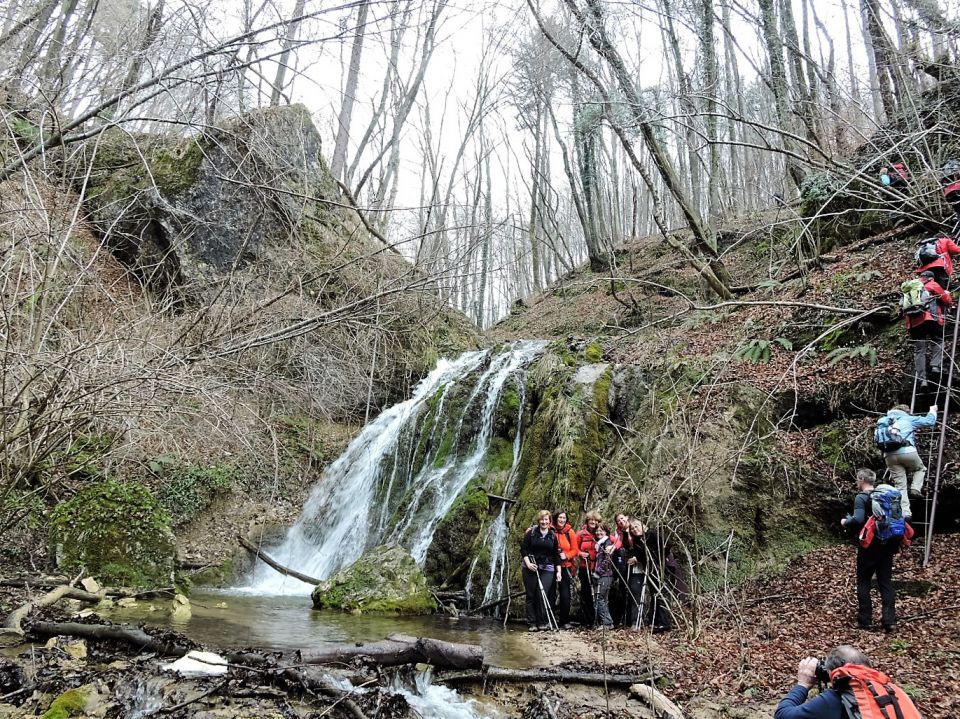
[299,633,483,670]
[440,666,659,687]
[630,683,684,718]
[0,578,174,599]
[237,535,321,585]
[469,590,524,614]
[30,621,190,657]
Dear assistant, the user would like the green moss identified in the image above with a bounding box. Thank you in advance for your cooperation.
[486,437,515,472]
[585,341,604,362]
[51,479,174,587]
[148,138,205,197]
[42,686,90,719]
[155,463,235,526]
[312,545,436,614]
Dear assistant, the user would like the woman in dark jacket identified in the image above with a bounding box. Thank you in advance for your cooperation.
[520,510,562,631]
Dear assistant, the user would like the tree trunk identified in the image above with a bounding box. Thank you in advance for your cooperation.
[270,0,307,105]
[330,0,370,180]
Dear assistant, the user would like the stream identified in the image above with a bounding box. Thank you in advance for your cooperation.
[105,590,538,669]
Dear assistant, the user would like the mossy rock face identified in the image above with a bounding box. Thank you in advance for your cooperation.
[50,479,175,587]
[424,479,490,587]
[311,544,436,614]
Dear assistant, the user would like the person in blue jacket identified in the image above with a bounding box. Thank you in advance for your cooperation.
[879,404,937,519]
[774,645,871,718]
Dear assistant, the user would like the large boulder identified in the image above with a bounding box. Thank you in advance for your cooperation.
[75,104,355,289]
[50,478,175,587]
[311,544,436,615]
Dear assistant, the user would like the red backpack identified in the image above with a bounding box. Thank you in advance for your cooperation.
[830,664,923,719]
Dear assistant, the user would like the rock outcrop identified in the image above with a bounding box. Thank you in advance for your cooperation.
[311,544,436,614]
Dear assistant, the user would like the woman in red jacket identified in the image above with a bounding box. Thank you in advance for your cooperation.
[551,510,580,629]
[915,234,960,290]
[577,511,601,627]
[904,270,953,387]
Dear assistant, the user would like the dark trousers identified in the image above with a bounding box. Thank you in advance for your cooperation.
[609,566,628,626]
[522,566,555,627]
[578,565,595,626]
[624,570,646,629]
[856,541,899,628]
[548,566,573,625]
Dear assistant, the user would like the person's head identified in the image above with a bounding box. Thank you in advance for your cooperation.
[629,519,645,537]
[892,404,911,413]
[535,510,551,530]
[920,270,936,282]
[584,510,602,531]
[595,522,608,540]
[615,513,630,530]
[855,468,876,491]
[824,645,871,673]
[880,166,889,174]
[553,511,568,529]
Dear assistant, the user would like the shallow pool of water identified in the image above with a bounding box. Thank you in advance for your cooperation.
[105,590,536,668]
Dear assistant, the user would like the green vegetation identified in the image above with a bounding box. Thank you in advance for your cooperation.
[50,479,174,587]
[154,461,236,526]
[42,686,91,719]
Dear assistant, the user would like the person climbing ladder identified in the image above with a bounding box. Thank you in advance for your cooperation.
[901,271,952,388]
[874,404,938,520]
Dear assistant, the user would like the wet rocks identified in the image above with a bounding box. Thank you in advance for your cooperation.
[311,545,436,615]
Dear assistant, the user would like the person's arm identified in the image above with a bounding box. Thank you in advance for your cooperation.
[942,237,960,256]
[774,658,833,719]
[520,531,536,570]
[851,492,869,527]
[910,406,938,430]
[931,281,953,307]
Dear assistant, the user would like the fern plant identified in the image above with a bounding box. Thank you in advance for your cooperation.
[826,344,878,367]
[734,337,792,364]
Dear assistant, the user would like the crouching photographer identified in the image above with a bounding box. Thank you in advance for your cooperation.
[775,646,922,719]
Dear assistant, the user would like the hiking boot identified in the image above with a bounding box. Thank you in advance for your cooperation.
[560,623,574,630]
[527,625,539,632]
[538,625,551,631]
[909,489,923,499]
[857,620,872,630]
[651,625,670,635]
[883,623,897,633]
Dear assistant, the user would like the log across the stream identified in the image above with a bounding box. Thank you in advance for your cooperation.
[299,633,483,670]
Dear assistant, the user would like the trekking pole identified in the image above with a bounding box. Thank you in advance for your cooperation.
[529,557,559,631]
[636,574,648,631]
[613,562,643,626]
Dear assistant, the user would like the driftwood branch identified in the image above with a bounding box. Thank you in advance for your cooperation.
[2,585,76,640]
[630,683,685,718]
[299,633,483,670]
[485,492,517,504]
[238,535,321,585]
[440,667,660,687]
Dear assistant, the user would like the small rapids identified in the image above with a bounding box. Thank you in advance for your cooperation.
[241,341,545,595]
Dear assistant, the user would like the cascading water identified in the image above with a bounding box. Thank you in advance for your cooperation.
[243,341,545,594]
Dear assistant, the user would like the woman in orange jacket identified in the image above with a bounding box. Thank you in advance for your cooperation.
[551,510,580,629]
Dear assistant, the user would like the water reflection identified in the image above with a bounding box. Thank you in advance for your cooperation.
[105,590,535,668]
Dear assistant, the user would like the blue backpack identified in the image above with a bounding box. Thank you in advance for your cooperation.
[874,416,909,452]
[871,484,906,541]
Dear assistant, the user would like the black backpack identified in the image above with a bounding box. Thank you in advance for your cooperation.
[915,238,941,266]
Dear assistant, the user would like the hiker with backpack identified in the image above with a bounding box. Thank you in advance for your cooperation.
[520,510,563,631]
[941,158,960,223]
[775,645,923,718]
[901,270,952,388]
[874,405,937,519]
[840,469,907,631]
[913,234,960,289]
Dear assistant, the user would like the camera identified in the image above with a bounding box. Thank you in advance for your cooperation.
[815,660,831,685]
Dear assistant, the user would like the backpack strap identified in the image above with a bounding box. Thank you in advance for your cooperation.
[839,688,862,719]
[865,680,905,719]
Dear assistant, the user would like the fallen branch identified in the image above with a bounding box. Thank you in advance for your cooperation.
[0,579,174,599]
[160,679,229,713]
[469,591,525,614]
[283,668,369,719]
[630,683,684,718]
[299,633,483,670]
[440,666,659,687]
[237,535,321,585]
[900,603,960,624]
[485,492,517,504]
[29,621,190,657]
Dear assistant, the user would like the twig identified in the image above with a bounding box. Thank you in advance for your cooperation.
[900,603,960,624]
[160,679,228,713]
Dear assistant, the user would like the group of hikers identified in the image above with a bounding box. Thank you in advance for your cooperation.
[519,509,683,632]
[882,159,960,388]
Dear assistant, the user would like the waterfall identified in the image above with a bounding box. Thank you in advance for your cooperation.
[242,341,544,595]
